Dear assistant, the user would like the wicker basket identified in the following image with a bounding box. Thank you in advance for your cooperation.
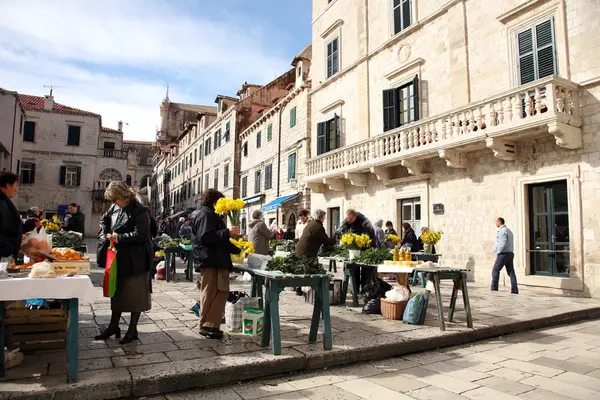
[380,298,408,320]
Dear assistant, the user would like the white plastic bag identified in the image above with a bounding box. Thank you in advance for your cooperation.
[4,347,24,369]
[225,297,260,332]
[21,226,52,258]
[242,272,252,281]
[385,286,410,301]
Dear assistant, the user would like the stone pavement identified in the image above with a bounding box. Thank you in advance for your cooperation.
[1,253,600,399]
[148,318,600,400]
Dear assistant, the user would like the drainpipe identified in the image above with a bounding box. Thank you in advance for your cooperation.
[275,102,287,225]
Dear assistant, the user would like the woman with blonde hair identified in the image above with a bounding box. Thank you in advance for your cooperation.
[95,181,153,344]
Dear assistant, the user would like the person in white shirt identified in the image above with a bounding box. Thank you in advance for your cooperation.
[295,209,310,240]
[491,217,518,294]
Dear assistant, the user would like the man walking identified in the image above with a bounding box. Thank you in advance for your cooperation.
[491,217,518,294]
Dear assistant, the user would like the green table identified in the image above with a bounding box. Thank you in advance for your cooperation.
[164,247,193,282]
[232,264,265,309]
[414,267,473,331]
[341,262,379,307]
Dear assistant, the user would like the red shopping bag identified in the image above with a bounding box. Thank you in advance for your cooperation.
[103,241,118,297]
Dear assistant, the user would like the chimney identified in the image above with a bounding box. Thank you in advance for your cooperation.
[118,120,123,132]
[44,95,54,111]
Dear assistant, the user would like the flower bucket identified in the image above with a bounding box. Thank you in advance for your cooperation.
[349,250,361,260]
[423,244,433,254]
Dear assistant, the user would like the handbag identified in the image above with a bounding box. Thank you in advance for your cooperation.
[103,241,118,297]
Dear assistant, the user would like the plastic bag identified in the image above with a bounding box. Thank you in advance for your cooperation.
[21,226,52,260]
[403,294,427,325]
[225,295,260,332]
[242,272,252,281]
[103,242,118,297]
[4,348,24,369]
[362,297,381,314]
[155,261,165,280]
[385,286,410,302]
[29,261,56,278]
[0,257,9,279]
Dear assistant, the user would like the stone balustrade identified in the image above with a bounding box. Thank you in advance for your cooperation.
[307,77,582,181]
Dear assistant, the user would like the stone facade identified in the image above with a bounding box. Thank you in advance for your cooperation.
[307,0,600,296]
[0,88,25,177]
[122,140,154,190]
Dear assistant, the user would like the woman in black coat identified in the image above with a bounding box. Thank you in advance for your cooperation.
[95,181,153,344]
[0,172,22,258]
[400,222,421,251]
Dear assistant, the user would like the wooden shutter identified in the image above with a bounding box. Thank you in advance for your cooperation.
[76,167,82,186]
[59,166,66,185]
[383,88,399,132]
[317,122,327,155]
[412,75,420,122]
[16,160,20,175]
[333,115,341,149]
[536,19,555,79]
[518,28,535,84]
[31,163,36,184]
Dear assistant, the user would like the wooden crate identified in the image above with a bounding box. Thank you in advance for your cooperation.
[4,306,67,351]
[52,260,91,275]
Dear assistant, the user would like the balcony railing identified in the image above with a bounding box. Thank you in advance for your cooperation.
[307,77,582,181]
[98,148,128,159]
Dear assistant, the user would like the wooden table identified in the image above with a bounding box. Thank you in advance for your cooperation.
[413,267,472,331]
[376,264,413,288]
[0,276,96,382]
[253,270,332,356]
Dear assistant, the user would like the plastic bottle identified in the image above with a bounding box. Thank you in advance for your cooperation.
[393,246,399,262]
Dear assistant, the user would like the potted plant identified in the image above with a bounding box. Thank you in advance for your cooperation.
[340,233,372,260]
[420,229,442,254]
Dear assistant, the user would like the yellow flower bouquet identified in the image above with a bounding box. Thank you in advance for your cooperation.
[340,233,372,250]
[385,234,401,244]
[420,229,442,245]
[41,216,62,232]
[214,197,245,227]
[230,237,255,263]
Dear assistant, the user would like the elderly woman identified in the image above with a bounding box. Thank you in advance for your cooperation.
[373,218,386,249]
[95,181,153,344]
[192,189,241,339]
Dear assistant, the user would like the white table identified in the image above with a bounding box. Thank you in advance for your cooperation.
[0,275,96,381]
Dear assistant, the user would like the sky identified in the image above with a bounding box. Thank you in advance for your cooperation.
[0,0,312,141]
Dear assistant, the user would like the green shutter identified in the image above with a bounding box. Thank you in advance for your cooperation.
[317,122,327,155]
[412,75,420,123]
[383,89,399,132]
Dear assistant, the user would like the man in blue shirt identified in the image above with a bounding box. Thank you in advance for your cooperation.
[492,217,518,294]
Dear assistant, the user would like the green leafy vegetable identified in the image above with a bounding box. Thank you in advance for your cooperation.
[266,254,326,275]
[354,248,393,265]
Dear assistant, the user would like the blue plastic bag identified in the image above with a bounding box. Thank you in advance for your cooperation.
[403,294,427,325]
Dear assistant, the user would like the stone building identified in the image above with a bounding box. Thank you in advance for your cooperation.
[0,88,25,177]
[152,70,298,220]
[305,0,600,296]
[14,92,131,234]
[239,45,312,234]
[122,140,153,190]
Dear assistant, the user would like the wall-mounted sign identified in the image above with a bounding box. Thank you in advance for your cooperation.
[433,203,445,215]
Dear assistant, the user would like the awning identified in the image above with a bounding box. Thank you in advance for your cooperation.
[261,193,299,212]
[243,195,265,206]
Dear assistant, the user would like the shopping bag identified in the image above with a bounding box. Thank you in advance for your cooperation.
[103,241,118,298]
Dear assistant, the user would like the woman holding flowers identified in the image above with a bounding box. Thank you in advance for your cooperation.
[192,189,241,339]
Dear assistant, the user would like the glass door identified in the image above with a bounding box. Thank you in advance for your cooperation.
[328,207,340,236]
[399,198,421,234]
[529,180,570,276]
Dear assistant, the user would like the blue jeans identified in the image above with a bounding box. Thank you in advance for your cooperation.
[491,252,518,294]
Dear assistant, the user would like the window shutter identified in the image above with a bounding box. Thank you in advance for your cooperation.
[536,19,555,79]
[317,122,327,155]
[31,163,36,184]
[76,166,82,186]
[382,88,399,131]
[59,166,66,185]
[16,160,20,175]
[412,75,420,122]
[518,28,535,84]
[333,115,341,149]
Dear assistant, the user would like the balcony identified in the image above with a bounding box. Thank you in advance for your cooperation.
[306,77,582,190]
[98,148,128,159]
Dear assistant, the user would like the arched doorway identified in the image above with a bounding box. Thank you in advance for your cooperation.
[97,168,123,190]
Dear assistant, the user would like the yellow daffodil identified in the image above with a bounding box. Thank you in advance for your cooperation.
[421,229,442,245]
[385,234,401,243]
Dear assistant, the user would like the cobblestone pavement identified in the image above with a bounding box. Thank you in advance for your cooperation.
[1,241,599,399]
[143,318,600,400]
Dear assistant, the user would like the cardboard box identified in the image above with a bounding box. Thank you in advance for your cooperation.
[52,260,91,275]
[242,308,264,335]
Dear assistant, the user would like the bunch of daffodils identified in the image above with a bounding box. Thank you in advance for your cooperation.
[385,234,401,243]
[340,233,372,250]
[421,229,443,245]
[229,238,255,254]
[214,197,245,226]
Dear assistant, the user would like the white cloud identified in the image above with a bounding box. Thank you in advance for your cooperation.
[0,0,293,141]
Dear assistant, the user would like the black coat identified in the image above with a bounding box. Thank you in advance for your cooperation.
[0,191,22,258]
[192,205,240,271]
[112,200,153,278]
[336,212,377,248]
[97,204,119,268]
[402,228,421,251]
[65,211,85,236]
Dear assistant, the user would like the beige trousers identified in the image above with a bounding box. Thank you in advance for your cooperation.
[199,268,229,329]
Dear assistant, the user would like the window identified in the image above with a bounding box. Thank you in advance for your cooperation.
[399,197,421,234]
[326,37,340,78]
[214,168,219,189]
[20,162,35,184]
[288,153,297,181]
[104,141,115,149]
[194,149,197,164]
[205,138,212,155]
[23,121,35,142]
[126,175,132,186]
[243,142,248,157]
[67,125,81,146]
[60,165,81,187]
[382,75,419,132]
[517,18,557,85]
[197,177,202,194]
[265,164,273,190]
[254,170,261,193]
[217,100,222,113]
[298,65,302,77]
[328,207,340,235]
[393,0,412,35]
[289,107,297,128]
[224,164,229,188]
[199,144,203,160]
[214,129,221,150]
[192,180,196,195]
[256,131,262,149]
[316,115,341,155]
[224,121,231,142]
[204,174,209,190]
[241,176,248,198]
[267,124,273,141]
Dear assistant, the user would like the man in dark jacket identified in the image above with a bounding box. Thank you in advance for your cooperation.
[192,189,240,339]
[64,203,85,236]
[295,210,336,259]
[336,209,376,245]
[0,172,22,259]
